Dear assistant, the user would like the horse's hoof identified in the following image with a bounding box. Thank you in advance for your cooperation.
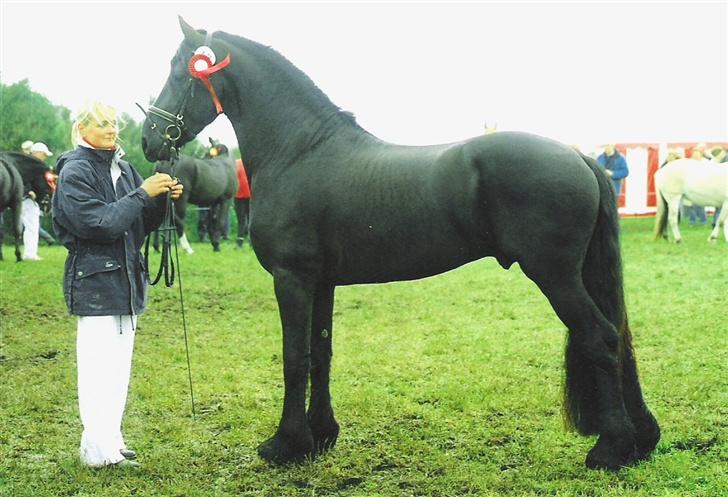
[257,430,314,465]
[309,416,340,454]
[674,239,683,244]
[634,413,661,461]
[585,435,637,471]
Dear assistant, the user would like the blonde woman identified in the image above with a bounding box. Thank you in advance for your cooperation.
[52,101,183,468]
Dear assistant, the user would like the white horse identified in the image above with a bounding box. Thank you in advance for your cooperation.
[654,158,728,242]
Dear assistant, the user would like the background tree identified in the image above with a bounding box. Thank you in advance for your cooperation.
[0,80,71,154]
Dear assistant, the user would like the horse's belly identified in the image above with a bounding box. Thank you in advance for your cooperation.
[328,229,488,285]
[684,177,728,206]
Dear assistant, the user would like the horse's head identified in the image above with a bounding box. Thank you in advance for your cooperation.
[142,16,232,162]
[37,170,56,213]
[27,164,55,214]
[206,138,229,158]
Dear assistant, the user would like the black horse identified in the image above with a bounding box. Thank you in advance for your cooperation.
[0,155,25,261]
[0,152,54,261]
[141,18,660,470]
[153,139,237,252]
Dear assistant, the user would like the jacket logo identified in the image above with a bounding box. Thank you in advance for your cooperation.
[105,261,115,268]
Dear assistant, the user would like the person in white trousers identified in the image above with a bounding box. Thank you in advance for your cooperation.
[22,142,54,261]
[77,315,138,466]
[21,195,41,260]
[52,101,183,469]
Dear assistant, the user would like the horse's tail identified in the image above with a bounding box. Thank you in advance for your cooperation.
[562,154,637,435]
[653,185,668,241]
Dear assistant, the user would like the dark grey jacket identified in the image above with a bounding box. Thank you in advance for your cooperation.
[52,147,165,316]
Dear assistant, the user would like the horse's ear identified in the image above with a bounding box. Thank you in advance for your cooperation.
[179,16,204,46]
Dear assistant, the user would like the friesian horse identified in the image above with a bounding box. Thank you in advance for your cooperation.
[153,139,237,253]
[140,17,660,470]
[0,154,25,261]
[653,158,728,242]
[0,151,55,261]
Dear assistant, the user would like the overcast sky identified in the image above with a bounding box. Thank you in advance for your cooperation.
[1,1,726,152]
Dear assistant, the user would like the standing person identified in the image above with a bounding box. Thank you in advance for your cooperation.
[685,144,709,225]
[596,144,629,197]
[31,143,59,246]
[52,101,183,469]
[21,140,34,154]
[21,142,54,260]
[234,158,251,248]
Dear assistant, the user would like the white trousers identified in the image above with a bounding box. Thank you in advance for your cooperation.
[77,315,137,466]
[21,198,40,259]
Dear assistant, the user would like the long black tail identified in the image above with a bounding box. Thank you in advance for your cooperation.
[563,155,637,435]
[653,189,668,240]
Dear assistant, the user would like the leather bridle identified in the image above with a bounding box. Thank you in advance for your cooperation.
[138,32,231,159]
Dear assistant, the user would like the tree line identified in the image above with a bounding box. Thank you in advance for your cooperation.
[0,80,232,177]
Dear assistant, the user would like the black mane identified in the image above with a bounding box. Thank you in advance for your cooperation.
[215,31,362,131]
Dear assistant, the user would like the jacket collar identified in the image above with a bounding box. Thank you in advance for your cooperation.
[74,145,125,169]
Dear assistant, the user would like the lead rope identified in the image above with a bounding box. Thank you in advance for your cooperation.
[143,149,197,419]
[171,216,196,420]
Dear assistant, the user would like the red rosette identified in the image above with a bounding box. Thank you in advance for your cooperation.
[189,53,214,78]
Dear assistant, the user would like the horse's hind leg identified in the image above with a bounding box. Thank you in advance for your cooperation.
[307,283,340,454]
[708,200,728,242]
[526,269,637,470]
[665,195,683,243]
[619,328,660,460]
[0,212,4,260]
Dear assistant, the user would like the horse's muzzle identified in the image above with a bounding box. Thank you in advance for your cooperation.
[142,136,167,162]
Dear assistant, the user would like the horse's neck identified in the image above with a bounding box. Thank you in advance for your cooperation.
[221,38,364,174]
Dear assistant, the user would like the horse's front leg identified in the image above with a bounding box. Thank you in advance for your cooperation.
[258,269,315,464]
[307,284,340,454]
[173,197,194,254]
[12,205,23,262]
[208,202,222,252]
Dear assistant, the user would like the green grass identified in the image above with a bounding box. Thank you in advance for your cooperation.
[1,218,726,497]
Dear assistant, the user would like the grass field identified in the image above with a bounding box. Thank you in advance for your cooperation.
[0,218,726,497]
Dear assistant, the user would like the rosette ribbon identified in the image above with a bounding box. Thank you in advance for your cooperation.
[188,52,231,114]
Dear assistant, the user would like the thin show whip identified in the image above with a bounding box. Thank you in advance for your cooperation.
[143,147,197,420]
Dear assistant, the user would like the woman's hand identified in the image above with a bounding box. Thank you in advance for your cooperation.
[142,173,183,199]
[170,180,184,200]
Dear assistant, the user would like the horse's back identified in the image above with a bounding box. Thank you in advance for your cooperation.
[255,131,601,283]
[0,157,24,209]
[157,156,238,205]
[655,159,728,205]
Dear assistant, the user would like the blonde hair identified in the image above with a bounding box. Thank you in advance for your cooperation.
[71,100,121,147]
